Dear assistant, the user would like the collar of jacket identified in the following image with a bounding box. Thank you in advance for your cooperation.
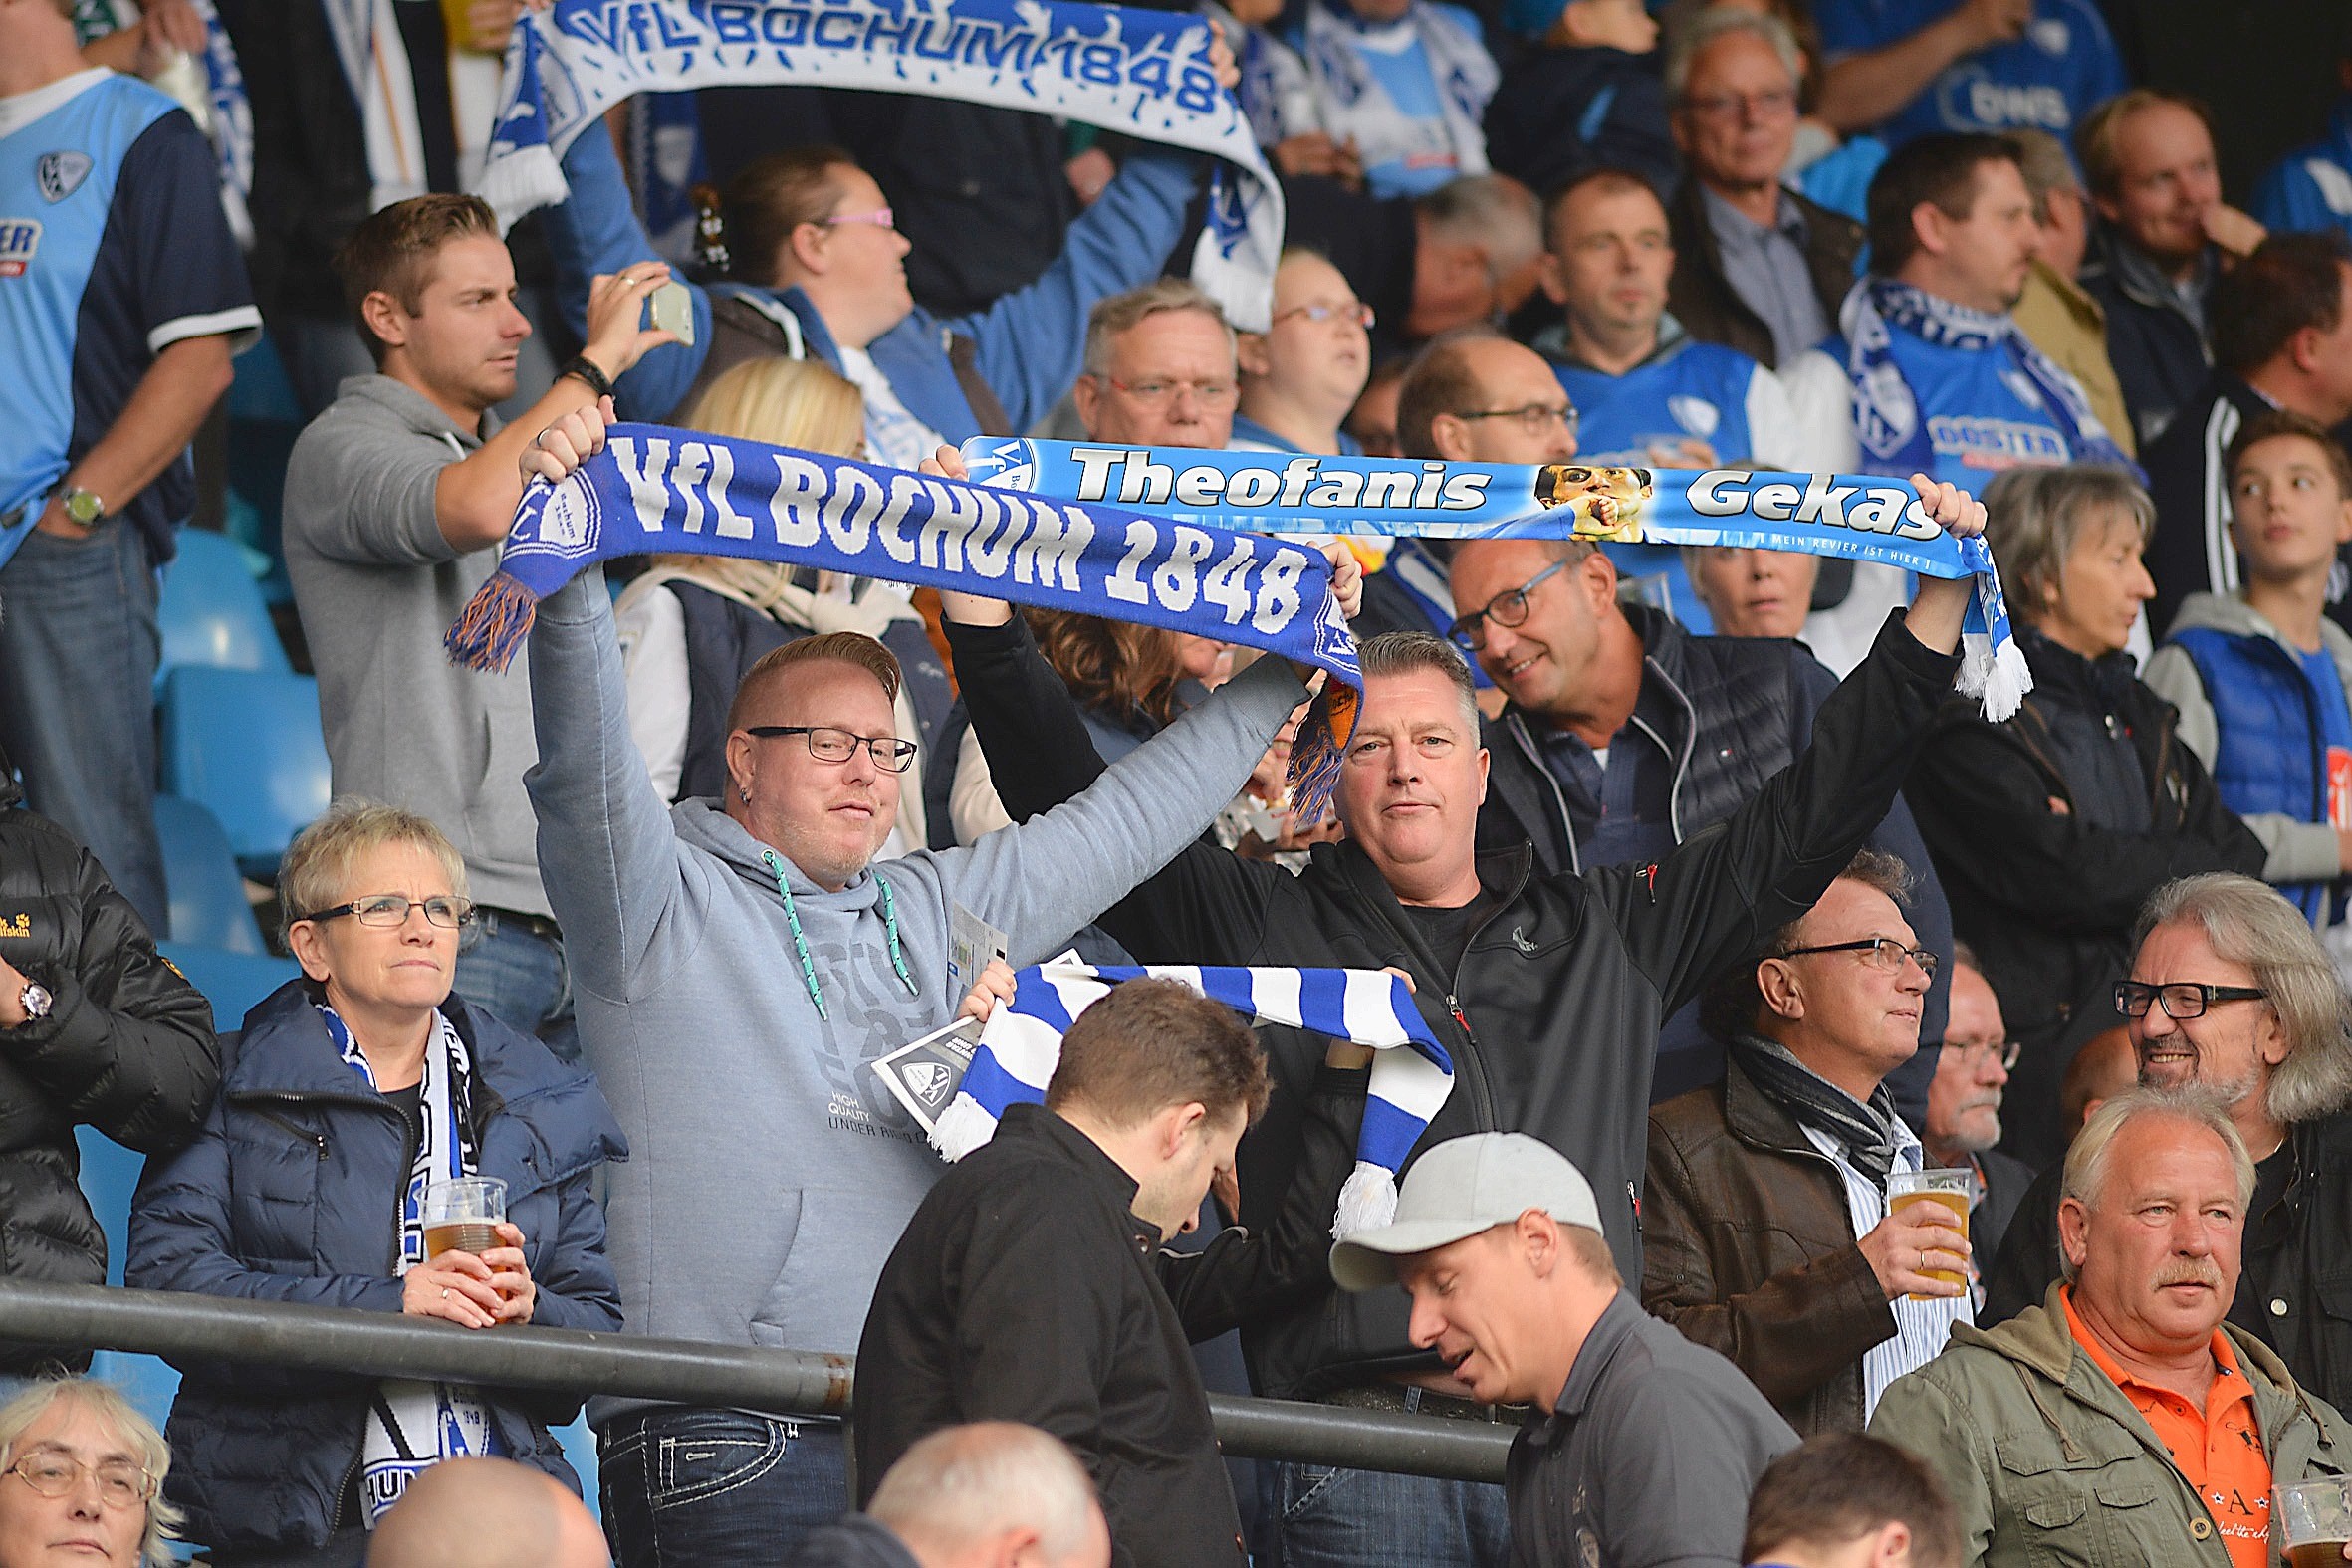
[1545,1286,1644,1425]
[995,1101,1161,1249]
[2166,589,2352,683]
[1719,1048,1844,1161]
[2026,256,2107,329]
[1530,312,1692,376]
[2018,624,2141,713]
[2084,224,2218,320]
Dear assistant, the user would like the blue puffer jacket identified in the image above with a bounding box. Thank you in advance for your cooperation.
[125,980,627,1552]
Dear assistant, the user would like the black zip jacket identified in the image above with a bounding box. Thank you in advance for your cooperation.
[1905,630,2262,1168]
[853,1088,1365,1568]
[945,609,1959,1400]
[0,757,218,1374]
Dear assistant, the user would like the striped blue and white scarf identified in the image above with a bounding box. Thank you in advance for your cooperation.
[936,963,1454,1237]
[477,0,1284,328]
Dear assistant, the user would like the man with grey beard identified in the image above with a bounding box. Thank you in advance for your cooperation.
[1981,874,2352,1411]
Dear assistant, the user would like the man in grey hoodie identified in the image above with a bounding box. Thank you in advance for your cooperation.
[514,408,1347,1568]
[282,195,677,1062]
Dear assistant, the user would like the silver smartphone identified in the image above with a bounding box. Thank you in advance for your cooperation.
[648,280,694,346]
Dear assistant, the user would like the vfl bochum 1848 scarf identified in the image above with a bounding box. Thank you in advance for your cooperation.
[964,436,2034,720]
[938,964,1455,1238]
[477,0,1284,328]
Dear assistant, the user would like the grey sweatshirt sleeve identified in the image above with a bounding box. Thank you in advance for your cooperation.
[524,570,700,1002]
[2143,643,2343,883]
[929,653,1308,967]
[282,404,460,568]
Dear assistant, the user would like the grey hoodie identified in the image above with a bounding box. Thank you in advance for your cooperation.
[525,575,1306,1420]
[2143,589,2352,885]
[282,375,549,914]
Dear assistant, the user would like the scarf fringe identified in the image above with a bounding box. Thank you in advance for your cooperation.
[929,1095,1000,1164]
[1958,630,2032,723]
[1332,1160,1399,1240]
[1286,683,1356,821]
[444,570,540,672]
[480,143,567,235]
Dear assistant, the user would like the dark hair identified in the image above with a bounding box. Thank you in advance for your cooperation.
[1742,1434,1961,1568]
[334,194,503,366]
[1045,978,1272,1128]
[687,146,858,284]
[1699,847,1914,1041]
[1865,132,2022,278]
[2227,407,2352,504]
[2212,231,2352,377]
[1394,326,1507,458]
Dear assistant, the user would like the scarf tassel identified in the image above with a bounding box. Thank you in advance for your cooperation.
[1285,684,1357,822]
[928,1095,1003,1164]
[444,570,540,673]
[1332,1160,1399,1240]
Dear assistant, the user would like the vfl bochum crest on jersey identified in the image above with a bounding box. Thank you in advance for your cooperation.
[35,151,92,202]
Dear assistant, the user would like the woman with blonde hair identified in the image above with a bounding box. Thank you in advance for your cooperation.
[0,1379,180,1568]
[614,356,950,853]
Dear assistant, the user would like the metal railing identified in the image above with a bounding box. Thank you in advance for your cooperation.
[0,1280,1513,1484]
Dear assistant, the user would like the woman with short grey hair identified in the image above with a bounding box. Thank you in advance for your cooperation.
[0,1379,181,1568]
[1905,465,2263,1170]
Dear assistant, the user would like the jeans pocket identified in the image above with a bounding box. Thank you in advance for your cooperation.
[1278,1459,1349,1523]
[652,1423,789,1507]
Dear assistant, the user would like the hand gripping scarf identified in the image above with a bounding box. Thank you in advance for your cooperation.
[939,963,1454,1237]
[443,426,1363,806]
[476,0,1284,327]
[963,436,2033,720]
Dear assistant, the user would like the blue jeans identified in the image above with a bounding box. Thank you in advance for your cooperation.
[598,1411,847,1568]
[1265,1461,1511,1568]
[0,521,166,932]
[453,910,581,1063]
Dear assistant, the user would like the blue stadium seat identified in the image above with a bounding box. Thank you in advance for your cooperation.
[153,795,268,955]
[158,667,332,878]
[156,941,298,1034]
[74,1126,183,1470]
[155,528,289,692]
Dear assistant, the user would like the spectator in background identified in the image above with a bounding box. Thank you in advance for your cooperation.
[0,740,216,1382]
[2141,232,2352,639]
[1664,9,1866,371]
[128,802,626,1565]
[2058,1022,2135,1141]
[1981,874,2352,1416]
[1232,250,1373,456]
[1922,946,2033,1273]
[1274,0,1498,203]
[793,1425,1109,1568]
[283,196,674,1061]
[0,1378,181,1568]
[2251,53,2352,244]
[1646,850,1971,1438]
[1871,1089,2352,1568]
[856,980,1366,1567]
[615,358,948,831]
[1482,0,1674,200]
[1330,1134,1798,1568]
[1809,0,2125,153]
[1908,466,2262,1170]
[1070,281,1240,452]
[2077,91,2270,450]
[2005,127,2136,458]
[367,1457,608,1568]
[1682,544,1888,678]
[1286,174,1545,362]
[2145,413,2352,954]
[0,0,259,936]
[1346,356,1409,455]
[1740,1433,1962,1568]
[1845,134,2133,497]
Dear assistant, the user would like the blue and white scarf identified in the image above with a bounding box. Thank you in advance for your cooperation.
[1840,277,2134,477]
[1294,0,1496,185]
[478,0,1284,328]
[74,0,251,244]
[965,437,2033,719]
[319,1003,501,1527]
[938,963,1454,1236]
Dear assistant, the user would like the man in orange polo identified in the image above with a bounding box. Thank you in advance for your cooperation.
[1868,1086,2352,1566]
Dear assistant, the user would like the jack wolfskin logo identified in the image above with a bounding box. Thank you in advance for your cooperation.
[36,151,92,202]
[0,914,27,938]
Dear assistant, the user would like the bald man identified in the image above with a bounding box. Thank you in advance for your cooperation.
[792,1422,1110,1568]
[365,1457,607,1568]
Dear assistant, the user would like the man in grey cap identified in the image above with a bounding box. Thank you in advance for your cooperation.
[1331,1133,1797,1568]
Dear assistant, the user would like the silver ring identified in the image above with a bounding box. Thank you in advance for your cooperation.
[440,1287,451,1300]
[534,429,551,450]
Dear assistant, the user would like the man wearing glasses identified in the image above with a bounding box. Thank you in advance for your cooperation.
[1070,280,1243,452]
[1923,944,2034,1278]
[1981,872,2352,1414]
[1645,848,1974,1438]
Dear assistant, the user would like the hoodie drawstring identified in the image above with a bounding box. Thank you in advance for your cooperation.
[761,849,919,1020]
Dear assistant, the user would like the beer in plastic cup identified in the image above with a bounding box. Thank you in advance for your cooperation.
[2278,1478,2352,1566]
[1886,1168,1971,1297]
[421,1176,506,1260]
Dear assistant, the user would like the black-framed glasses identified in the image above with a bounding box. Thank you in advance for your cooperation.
[745,725,919,774]
[1947,1035,2022,1071]
[1449,560,1570,651]
[1780,937,1942,980]
[293,894,477,931]
[5,1452,157,1509]
[2114,981,2269,1020]
[1453,402,1579,441]
[1273,301,1376,330]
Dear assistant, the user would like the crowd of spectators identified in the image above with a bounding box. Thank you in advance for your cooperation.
[8,0,2352,1565]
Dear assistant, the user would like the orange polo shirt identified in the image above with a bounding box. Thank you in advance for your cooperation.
[2063,1287,2272,1568]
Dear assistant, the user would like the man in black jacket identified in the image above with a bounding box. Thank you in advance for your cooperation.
[1982,872,2352,1417]
[938,459,1985,1568]
[853,978,1365,1568]
[0,741,217,1374]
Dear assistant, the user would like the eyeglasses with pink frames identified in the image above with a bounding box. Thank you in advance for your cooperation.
[823,206,896,231]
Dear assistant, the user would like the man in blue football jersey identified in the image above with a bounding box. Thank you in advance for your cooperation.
[0,0,260,932]
[1811,0,2126,152]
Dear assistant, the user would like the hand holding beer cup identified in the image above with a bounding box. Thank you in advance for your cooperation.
[404,1177,534,1327]
[1858,1172,1972,1301]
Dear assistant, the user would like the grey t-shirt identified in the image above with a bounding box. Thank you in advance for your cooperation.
[1508,1289,1797,1568]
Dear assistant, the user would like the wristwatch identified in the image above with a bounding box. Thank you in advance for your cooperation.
[14,980,52,1024]
[59,487,105,527]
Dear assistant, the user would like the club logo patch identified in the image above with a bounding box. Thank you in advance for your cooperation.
[0,219,39,277]
[36,151,92,203]
[904,1062,953,1107]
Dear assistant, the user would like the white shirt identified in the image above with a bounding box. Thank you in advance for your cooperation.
[836,345,948,472]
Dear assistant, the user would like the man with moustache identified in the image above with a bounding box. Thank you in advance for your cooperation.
[1921,945,2034,1270]
[1981,874,2352,1414]
[1870,1088,2352,1568]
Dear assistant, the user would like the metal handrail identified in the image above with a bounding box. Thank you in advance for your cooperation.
[0,1280,1513,1483]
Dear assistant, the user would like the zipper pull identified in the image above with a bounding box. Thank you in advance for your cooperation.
[1628,1180,1642,1233]
[1448,995,1476,1043]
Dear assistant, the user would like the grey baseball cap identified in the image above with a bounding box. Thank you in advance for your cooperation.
[1329,1133,1605,1291]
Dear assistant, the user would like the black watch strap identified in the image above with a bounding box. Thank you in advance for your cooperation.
[560,355,615,399]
